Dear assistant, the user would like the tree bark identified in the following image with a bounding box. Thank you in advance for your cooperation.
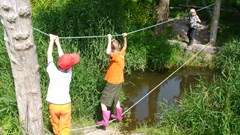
[209,0,221,46]
[154,0,170,36]
[0,0,45,134]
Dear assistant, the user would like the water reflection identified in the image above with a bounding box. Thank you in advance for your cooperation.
[122,67,215,131]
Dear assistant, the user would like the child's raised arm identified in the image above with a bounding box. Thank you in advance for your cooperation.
[54,36,64,57]
[47,34,57,63]
[106,34,112,56]
[122,33,127,50]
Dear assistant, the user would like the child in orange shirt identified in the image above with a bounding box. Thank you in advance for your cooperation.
[97,33,127,127]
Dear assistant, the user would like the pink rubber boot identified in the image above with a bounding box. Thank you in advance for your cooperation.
[96,111,111,126]
[111,107,122,121]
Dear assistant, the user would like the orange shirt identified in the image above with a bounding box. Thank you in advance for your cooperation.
[104,49,126,84]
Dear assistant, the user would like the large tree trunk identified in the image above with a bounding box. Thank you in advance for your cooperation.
[209,0,221,45]
[155,0,170,36]
[0,0,45,134]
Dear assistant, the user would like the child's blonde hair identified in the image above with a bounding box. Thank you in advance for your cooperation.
[111,39,120,51]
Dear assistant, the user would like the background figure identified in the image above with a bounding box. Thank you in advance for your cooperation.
[46,34,80,135]
[97,33,128,127]
[187,8,201,45]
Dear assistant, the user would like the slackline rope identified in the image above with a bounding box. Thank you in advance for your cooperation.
[122,43,211,116]
[70,3,215,132]
[71,42,212,132]
[33,3,215,39]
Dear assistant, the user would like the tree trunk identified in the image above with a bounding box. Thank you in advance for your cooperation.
[209,0,221,45]
[154,0,170,36]
[0,0,45,135]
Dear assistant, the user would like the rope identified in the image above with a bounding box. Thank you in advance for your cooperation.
[32,18,178,39]
[122,43,211,116]
[33,18,179,39]
[196,3,215,12]
[59,35,107,39]
[71,42,212,132]
[32,3,215,39]
[32,27,123,39]
[32,27,49,36]
[127,18,177,35]
[71,125,101,131]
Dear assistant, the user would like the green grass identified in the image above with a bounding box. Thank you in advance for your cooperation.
[0,26,22,134]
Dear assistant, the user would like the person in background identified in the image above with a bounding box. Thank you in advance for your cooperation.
[97,33,127,127]
[187,8,201,45]
[46,34,80,135]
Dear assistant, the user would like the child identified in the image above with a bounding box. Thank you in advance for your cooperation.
[187,8,201,45]
[97,33,127,127]
[46,34,80,135]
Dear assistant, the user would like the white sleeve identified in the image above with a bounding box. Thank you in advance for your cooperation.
[47,61,58,75]
[197,16,201,22]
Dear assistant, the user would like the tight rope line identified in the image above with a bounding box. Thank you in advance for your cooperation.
[126,3,214,36]
[127,18,177,35]
[32,3,215,40]
[71,125,101,131]
[33,17,179,39]
[196,3,215,12]
[122,43,211,116]
[32,27,49,36]
[59,35,107,39]
[32,17,177,39]
[71,42,212,132]
[32,27,123,39]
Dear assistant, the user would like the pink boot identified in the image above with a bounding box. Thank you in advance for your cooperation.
[111,107,122,121]
[97,111,111,126]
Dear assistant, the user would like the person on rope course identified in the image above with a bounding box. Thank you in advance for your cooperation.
[97,33,128,127]
[46,34,80,135]
[187,8,201,45]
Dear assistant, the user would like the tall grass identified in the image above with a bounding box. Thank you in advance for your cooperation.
[0,26,22,134]
[214,38,240,70]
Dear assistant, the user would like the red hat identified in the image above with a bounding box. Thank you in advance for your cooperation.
[58,53,80,70]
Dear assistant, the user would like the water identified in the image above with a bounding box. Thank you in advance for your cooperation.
[121,67,216,131]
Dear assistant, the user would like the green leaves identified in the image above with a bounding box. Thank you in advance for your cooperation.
[214,38,240,71]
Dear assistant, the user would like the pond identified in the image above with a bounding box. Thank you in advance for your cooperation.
[121,67,217,131]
